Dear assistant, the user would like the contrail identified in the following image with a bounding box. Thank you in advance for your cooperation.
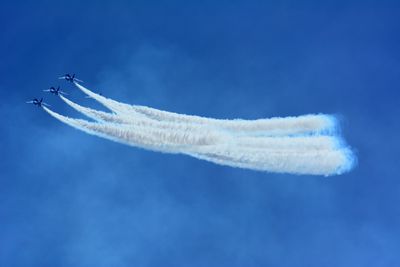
[188,145,354,175]
[45,106,336,152]
[60,95,340,152]
[121,106,337,136]
[43,107,352,175]
[43,107,229,151]
[59,95,125,124]
[44,83,356,176]
[74,82,337,136]
[60,95,240,136]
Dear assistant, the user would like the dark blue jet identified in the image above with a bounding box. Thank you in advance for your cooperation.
[43,86,67,96]
[59,73,83,83]
[26,98,50,107]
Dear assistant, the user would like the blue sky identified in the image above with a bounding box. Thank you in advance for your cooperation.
[1,1,399,266]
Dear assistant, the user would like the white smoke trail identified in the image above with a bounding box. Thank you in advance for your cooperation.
[74,82,337,136]
[59,95,125,124]
[60,95,339,152]
[73,82,142,116]
[60,95,235,136]
[123,106,337,136]
[44,91,355,176]
[187,145,354,175]
[43,107,229,152]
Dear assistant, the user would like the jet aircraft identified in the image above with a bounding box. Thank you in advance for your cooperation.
[43,86,67,96]
[26,98,50,107]
[58,74,83,83]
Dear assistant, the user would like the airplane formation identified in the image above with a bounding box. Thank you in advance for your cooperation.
[27,74,82,108]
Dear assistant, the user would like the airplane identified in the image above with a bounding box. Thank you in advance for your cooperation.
[58,73,83,83]
[26,98,50,107]
[43,86,68,96]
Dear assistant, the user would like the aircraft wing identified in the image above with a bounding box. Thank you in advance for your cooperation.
[43,89,51,92]
[26,101,34,104]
